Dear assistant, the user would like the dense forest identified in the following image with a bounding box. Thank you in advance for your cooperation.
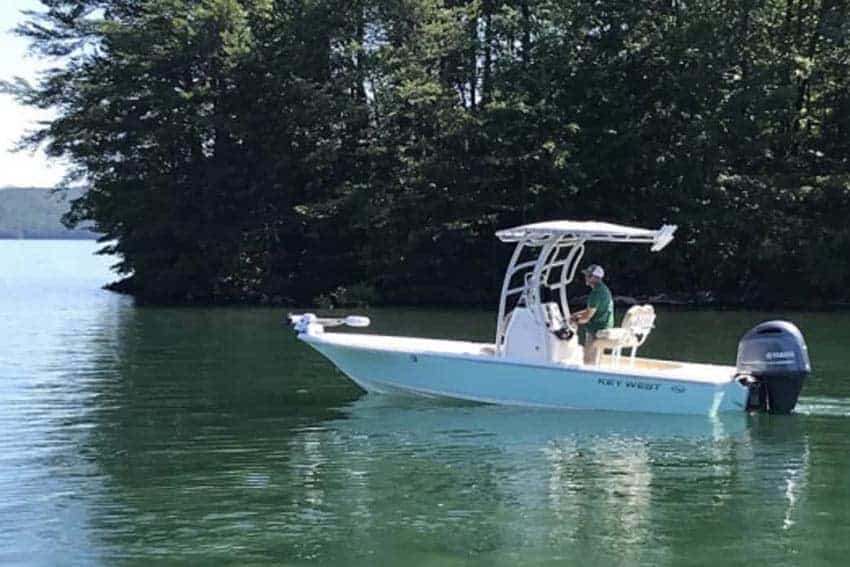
[6,0,850,306]
[0,187,96,239]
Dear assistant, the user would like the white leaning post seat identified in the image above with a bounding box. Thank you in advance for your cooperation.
[593,305,656,364]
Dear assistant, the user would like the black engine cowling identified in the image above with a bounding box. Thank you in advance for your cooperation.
[736,321,811,414]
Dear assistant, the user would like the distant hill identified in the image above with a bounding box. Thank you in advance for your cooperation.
[0,187,97,239]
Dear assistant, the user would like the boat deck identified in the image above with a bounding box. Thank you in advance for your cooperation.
[305,332,738,385]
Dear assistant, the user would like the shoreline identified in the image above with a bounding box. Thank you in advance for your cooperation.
[100,281,850,312]
[6,240,841,311]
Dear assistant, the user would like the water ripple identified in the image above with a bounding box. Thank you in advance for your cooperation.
[2,241,850,565]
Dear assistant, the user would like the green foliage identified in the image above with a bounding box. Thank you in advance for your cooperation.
[314,282,379,309]
[9,0,850,305]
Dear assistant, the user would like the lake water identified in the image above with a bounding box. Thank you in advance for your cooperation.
[2,240,850,565]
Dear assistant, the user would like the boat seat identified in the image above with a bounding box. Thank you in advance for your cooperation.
[593,304,656,365]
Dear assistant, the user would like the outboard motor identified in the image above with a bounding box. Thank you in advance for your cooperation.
[736,321,811,414]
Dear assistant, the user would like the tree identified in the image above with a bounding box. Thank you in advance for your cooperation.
[8,0,850,306]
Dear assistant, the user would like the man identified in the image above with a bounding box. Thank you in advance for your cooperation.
[569,264,614,365]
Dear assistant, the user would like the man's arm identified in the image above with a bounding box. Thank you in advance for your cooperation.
[570,307,597,325]
[572,286,601,325]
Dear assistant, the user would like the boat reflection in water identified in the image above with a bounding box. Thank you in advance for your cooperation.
[282,398,811,564]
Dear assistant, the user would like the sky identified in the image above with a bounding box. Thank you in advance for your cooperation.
[0,0,68,188]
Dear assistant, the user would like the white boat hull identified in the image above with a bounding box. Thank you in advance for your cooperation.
[300,333,750,416]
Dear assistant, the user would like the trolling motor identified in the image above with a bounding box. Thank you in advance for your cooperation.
[736,321,811,413]
[288,313,371,335]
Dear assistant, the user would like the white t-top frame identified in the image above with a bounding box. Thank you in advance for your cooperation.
[494,221,677,353]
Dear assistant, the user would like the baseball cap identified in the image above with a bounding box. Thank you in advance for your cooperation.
[582,264,605,279]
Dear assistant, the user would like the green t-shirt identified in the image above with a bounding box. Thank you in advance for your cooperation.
[586,281,614,335]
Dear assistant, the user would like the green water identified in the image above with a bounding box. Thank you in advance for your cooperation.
[2,240,850,565]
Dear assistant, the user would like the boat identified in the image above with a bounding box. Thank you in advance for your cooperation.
[289,220,811,415]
